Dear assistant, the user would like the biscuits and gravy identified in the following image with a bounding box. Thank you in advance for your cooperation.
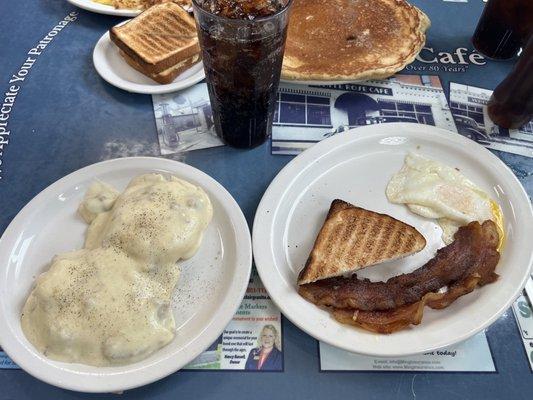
[21,174,212,366]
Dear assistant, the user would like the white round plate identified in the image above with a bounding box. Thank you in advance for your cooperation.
[253,123,533,357]
[93,27,205,94]
[0,157,251,392]
[67,0,140,17]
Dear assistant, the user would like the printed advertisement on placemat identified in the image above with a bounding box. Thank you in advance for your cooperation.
[319,332,495,372]
[271,74,457,155]
[184,268,283,371]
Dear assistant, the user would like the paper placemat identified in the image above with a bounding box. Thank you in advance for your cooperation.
[319,332,495,372]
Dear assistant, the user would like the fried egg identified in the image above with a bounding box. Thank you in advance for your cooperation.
[386,153,504,249]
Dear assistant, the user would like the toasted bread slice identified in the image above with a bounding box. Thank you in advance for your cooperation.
[282,0,430,81]
[110,2,199,75]
[297,200,426,285]
[120,50,200,84]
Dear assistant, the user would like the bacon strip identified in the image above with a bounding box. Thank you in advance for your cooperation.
[330,274,483,333]
[298,221,501,333]
[298,221,500,312]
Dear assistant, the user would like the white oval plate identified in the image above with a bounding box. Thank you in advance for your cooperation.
[93,26,205,94]
[253,123,533,357]
[0,157,251,392]
[67,0,141,17]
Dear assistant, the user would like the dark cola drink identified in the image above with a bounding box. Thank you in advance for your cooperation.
[488,35,533,129]
[472,0,533,59]
[192,0,292,148]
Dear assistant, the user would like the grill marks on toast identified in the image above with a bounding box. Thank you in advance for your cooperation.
[297,200,426,285]
[110,2,200,75]
[137,13,194,57]
[331,209,420,271]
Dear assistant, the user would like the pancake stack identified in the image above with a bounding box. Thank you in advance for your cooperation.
[282,0,430,81]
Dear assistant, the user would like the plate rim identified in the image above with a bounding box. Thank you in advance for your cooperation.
[252,122,533,357]
[280,78,362,85]
[66,0,141,17]
[92,28,205,94]
[0,156,252,392]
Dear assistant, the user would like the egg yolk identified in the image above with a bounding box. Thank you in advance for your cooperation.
[490,200,505,252]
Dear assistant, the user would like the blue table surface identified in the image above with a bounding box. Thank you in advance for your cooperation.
[0,0,531,398]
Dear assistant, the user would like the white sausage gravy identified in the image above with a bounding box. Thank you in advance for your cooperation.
[21,174,212,366]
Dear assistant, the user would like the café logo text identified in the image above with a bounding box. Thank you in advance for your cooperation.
[405,47,486,73]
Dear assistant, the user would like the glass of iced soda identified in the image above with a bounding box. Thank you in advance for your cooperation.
[192,0,293,148]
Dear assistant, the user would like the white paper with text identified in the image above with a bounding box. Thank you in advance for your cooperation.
[319,332,495,372]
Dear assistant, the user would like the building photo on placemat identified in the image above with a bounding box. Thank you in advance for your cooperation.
[449,82,533,158]
[271,75,457,155]
[152,83,223,155]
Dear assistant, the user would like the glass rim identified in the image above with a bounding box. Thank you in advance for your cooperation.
[191,0,293,24]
